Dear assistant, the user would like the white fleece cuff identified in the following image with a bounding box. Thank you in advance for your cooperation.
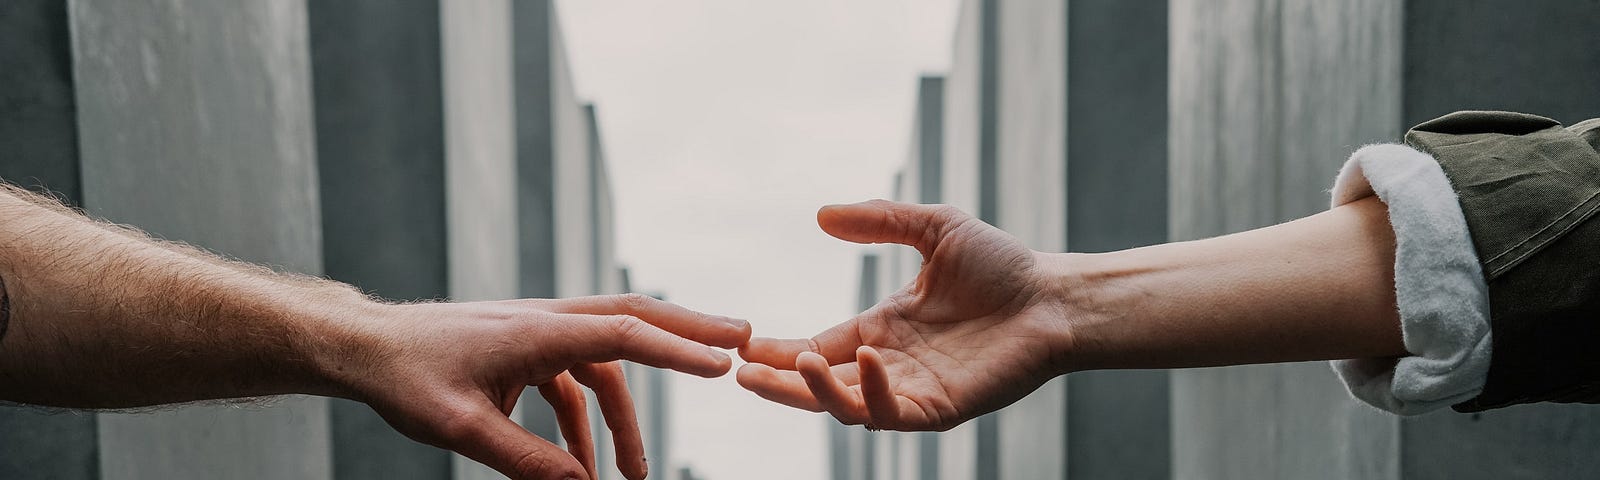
[1328,144,1493,415]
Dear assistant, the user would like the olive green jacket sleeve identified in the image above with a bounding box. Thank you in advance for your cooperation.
[1405,111,1600,412]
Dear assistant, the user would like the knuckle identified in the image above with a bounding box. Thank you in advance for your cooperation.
[618,292,654,311]
[932,204,965,221]
[433,408,484,444]
[511,450,560,479]
[608,315,648,350]
[805,338,823,355]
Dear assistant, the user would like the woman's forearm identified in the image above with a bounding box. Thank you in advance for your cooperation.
[1053,195,1407,372]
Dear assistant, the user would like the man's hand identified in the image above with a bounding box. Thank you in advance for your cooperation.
[736,200,1074,431]
[0,187,751,480]
[327,294,750,480]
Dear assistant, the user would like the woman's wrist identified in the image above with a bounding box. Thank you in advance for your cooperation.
[1031,250,1132,376]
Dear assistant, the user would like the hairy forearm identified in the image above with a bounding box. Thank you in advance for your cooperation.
[0,187,366,408]
[1053,196,1407,372]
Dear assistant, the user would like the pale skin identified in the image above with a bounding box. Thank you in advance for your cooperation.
[738,198,1406,431]
[0,186,752,480]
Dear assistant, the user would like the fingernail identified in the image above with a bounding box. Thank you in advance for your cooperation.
[718,316,748,329]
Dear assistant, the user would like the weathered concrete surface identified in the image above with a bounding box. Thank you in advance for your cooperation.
[935,421,978,480]
[310,0,448,304]
[1062,2,1171,480]
[1168,1,1403,479]
[512,0,596,303]
[1401,0,1600,127]
[940,0,984,217]
[0,409,97,480]
[0,2,97,479]
[550,19,597,301]
[0,0,82,201]
[67,0,331,478]
[443,0,519,306]
[994,0,1065,254]
[306,0,454,478]
[1065,0,1169,255]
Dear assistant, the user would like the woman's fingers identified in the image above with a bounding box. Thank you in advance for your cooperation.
[816,200,973,258]
[571,362,647,480]
[797,352,869,425]
[735,361,864,413]
[857,346,899,428]
[738,321,863,369]
[538,372,595,479]
[854,346,938,430]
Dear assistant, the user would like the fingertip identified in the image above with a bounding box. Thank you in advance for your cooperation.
[796,351,827,370]
[707,350,733,377]
[729,317,754,342]
[627,456,648,480]
[735,363,762,389]
[817,203,847,220]
[816,201,874,236]
[738,337,786,366]
[708,316,753,349]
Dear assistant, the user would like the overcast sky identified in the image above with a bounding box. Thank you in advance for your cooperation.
[556,2,958,478]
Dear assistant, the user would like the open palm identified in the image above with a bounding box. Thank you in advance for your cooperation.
[737,200,1073,431]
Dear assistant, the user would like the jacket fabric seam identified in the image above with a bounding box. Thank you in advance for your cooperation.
[1483,187,1600,279]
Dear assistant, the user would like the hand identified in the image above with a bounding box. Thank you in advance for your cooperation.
[323,293,751,480]
[736,200,1074,431]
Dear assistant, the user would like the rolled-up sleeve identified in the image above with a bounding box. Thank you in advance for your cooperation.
[1405,111,1600,412]
[1328,143,1492,415]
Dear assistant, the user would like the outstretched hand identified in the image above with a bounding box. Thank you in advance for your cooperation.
[332,294,751,480]
[737,200,1075,431]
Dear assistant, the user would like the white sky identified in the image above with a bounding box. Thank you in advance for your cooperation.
[557,2,959,479]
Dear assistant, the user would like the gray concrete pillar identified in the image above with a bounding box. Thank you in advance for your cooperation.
[830,421,852,480]
[306,0,454,478]
[1061,1,1171,479]
[66,0,331,477]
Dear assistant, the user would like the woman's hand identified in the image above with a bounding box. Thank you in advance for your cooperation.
[736,200,1076,431]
